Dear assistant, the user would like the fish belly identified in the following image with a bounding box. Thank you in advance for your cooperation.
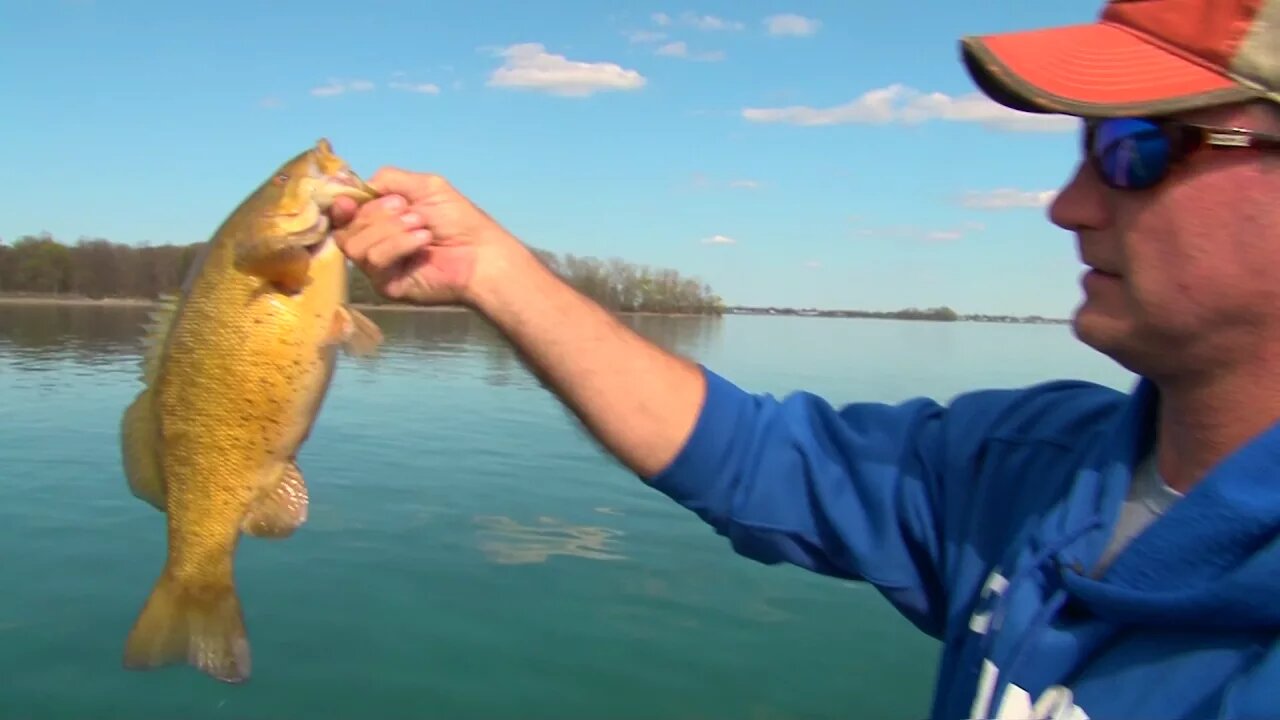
[158,295,336,534]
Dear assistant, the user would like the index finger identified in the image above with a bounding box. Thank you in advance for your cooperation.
[329,193,404,228]
[367,167,453,203]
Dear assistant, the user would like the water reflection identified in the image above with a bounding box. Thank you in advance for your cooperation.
[472,514,627,564]
[0,303,725,388]
[0,303,151,364]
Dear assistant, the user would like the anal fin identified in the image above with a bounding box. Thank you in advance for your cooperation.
[241,462,309,539]
[326,305,383,357]
[121,390,165,510]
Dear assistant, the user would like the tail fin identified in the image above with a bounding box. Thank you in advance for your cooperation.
[122,569,251,683]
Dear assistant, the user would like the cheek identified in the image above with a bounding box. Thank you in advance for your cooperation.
[1117,200,1202,305]
[1123,172,1280,321]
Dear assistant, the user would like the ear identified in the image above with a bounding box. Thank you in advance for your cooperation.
[1253,100,1280,131]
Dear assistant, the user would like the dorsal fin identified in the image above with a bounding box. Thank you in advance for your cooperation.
[140,294,180,385]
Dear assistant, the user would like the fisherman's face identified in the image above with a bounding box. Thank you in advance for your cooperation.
[1048,101,1280,383]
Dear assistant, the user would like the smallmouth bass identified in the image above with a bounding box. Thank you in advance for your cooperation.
[119,139,384,683]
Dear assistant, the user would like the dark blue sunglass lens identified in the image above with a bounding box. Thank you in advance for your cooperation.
[1090,118,1172,188]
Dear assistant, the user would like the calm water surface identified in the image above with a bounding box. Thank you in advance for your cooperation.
[0,304,1134,719]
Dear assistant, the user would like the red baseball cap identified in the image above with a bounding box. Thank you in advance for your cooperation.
[960,0,1280,117]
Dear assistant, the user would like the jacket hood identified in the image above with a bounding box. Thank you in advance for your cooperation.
[1059,378,1280,630]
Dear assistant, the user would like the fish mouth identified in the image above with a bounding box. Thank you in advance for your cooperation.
[302,234,330,257]
[317,170,379,205]
[297,212,332,257]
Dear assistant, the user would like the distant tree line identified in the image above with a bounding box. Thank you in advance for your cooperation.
[725,304,960,322]
[0,233,726,315]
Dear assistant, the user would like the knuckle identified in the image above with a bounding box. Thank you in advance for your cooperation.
[366,195,405,214]
[369,167,457,205]
[370,167,412,192]
[345,230,381,261]
[366,240,397,269]
[343,242,367,262]
[369,167,399,184]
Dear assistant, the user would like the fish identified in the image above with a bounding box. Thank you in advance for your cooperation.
[118,138,385,683]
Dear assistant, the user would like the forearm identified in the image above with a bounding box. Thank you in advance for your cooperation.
[469,241,707,478]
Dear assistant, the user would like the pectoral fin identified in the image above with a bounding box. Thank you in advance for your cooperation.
[121,391,165,511]
[234,244,311,294]
[241,462,309,539]
[326,305,383,357]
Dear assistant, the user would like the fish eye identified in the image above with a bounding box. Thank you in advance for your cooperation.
[272,173,289,185]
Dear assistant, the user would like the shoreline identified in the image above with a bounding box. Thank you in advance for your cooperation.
[0,294,713,318]
[0,294,1065,323]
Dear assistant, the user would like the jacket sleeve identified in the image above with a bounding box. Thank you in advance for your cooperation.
[644,365,996,639]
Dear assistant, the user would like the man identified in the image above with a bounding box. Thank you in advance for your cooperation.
[331,0,1279,717]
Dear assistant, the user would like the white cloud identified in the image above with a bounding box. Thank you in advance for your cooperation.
[636,12,735,60]
[387,71,441,94]
[310,78,375,97]
[628,29,667,43]
[764,14,821,36]
[678,12,744,30]
[960,188,1059,209]
[741,83,1078,132]
[651,10,742,30]
[389,80,441,94]
[701,234,737,245]
[487,43,646,97]
[312,74,440,98]
[655,41,725,61]
[803,260,821,268]
[729,179,761,189]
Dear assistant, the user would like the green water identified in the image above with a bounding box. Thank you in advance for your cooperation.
[0,304,1135,719]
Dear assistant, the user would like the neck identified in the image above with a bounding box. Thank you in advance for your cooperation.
[1154,367,1280,494]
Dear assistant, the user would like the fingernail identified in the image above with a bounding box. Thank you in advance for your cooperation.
[383,195,406,211]
[400,212,421,226]
[411,229,431,242]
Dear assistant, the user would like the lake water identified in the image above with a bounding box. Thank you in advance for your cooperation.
[0,303,1135,720]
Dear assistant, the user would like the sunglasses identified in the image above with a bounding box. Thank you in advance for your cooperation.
[1083,116,1280,190]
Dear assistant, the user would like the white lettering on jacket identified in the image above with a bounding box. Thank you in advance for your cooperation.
[966,570,1091,720]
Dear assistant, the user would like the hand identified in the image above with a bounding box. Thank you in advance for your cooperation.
[329,168,516,306]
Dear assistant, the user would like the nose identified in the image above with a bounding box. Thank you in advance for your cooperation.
[1048,158,1110,233]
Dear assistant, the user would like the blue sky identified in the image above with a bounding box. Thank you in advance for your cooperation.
[2,0,1106,317]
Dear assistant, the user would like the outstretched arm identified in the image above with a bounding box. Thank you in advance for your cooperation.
[331,170,706,478]
[471,241,708,478]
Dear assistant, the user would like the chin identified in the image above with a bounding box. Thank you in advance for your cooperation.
[1073,306,1178,378]
[1071,304,1136,361]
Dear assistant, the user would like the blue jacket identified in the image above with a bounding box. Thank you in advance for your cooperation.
[647,366,1279,720]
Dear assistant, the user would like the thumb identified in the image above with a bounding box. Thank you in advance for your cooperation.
[328,196,359,227]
